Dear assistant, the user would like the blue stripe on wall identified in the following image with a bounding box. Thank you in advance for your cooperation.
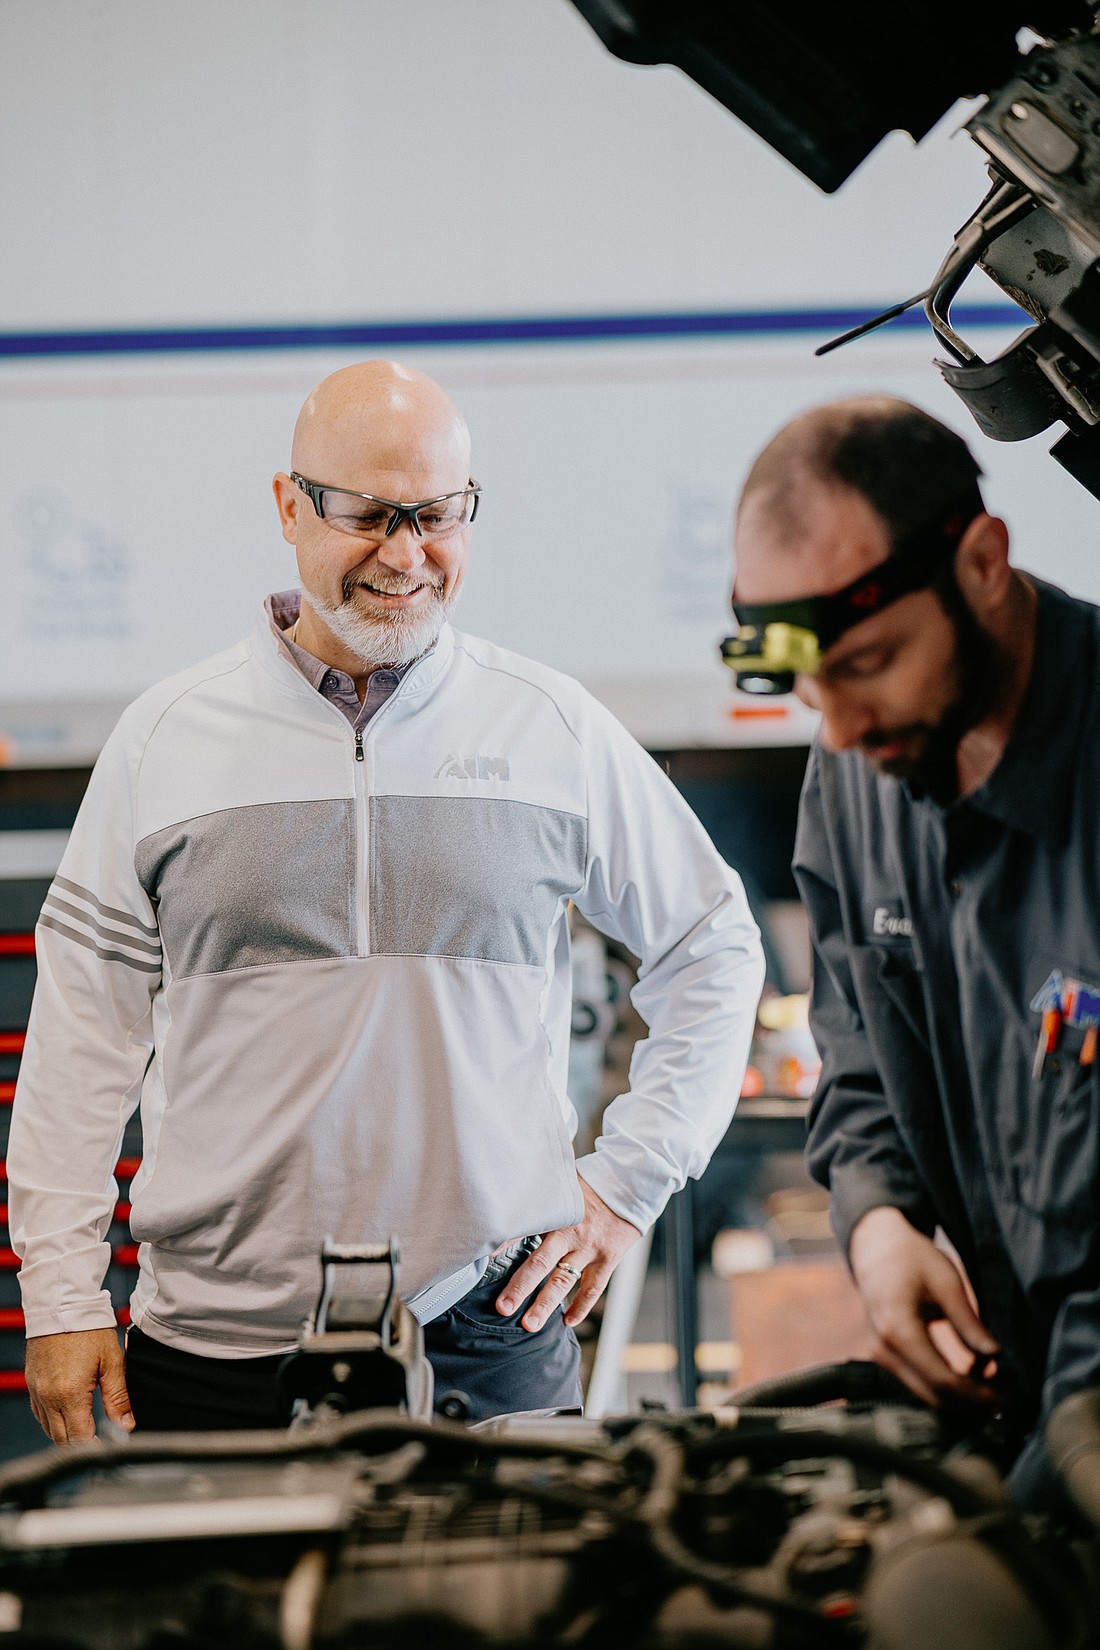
[0,303,1026,359]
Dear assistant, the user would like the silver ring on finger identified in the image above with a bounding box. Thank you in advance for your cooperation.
[555,1261,582,1281]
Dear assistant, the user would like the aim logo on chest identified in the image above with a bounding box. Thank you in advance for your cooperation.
[434,753,511,781]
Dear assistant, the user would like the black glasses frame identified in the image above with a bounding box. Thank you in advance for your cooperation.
[291,472,481,538]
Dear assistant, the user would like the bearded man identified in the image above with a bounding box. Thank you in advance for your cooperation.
[728,395,1100,1507]
[9,360,763,1442]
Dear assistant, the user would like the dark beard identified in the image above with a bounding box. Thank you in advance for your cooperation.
[862,580,1009,804]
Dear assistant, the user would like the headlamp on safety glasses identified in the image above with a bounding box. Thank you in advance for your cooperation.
[720,487,983,696]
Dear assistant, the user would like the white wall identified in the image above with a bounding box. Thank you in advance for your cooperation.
[1,0,1097,753]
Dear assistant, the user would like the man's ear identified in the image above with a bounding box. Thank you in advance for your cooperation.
[954,513,1011,618]
[272,472,300,545]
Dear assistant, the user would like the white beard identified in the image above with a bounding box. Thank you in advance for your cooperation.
[306,581,454,668]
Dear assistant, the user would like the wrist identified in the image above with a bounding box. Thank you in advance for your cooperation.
[849,1204,912,1263]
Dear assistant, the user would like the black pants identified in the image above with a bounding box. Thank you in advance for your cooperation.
[125,1253,582,1431]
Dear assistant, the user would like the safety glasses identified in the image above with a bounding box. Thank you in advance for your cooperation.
[291,473,481,542]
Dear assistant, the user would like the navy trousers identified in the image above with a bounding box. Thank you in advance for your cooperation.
[124,1249,582,1430]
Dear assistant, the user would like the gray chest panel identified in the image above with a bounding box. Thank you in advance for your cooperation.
[134,793,587,978]
[370,794,587,966]
[135,800,356,978]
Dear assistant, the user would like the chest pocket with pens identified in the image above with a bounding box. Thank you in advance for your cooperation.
[1030,970,1100,1078]
[1011,967,1100,1229]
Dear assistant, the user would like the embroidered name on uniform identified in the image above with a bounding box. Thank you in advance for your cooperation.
[1031,969,1100,1027]
[871,906,913,939]
[434,754,511,781]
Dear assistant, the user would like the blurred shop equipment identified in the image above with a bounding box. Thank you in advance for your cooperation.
[724,1259,871,1390]
[570,2,1100,500]
[566,915,619,1155]
[743,993,821,1105]
[708,991,866,1391]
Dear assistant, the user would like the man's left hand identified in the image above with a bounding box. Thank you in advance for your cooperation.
[495,1180,641,1332]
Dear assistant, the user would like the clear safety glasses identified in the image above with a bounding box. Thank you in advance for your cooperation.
[292,473,481,542]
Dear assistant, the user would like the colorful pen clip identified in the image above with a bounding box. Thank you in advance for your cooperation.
[1032,1002,1063,1081]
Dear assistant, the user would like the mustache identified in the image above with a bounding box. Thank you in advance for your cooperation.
[342,566,444,601]
[860,725,929,751]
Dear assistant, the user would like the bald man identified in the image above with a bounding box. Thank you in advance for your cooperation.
[729,394,1100,1507]
[10,362,763,1441]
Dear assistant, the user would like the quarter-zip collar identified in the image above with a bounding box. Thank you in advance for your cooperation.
[251,591,456,708]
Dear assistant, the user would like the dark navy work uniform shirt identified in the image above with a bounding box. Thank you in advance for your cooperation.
[794,579,1100,1433]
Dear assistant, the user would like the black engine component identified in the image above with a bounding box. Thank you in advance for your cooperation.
[276,1238,435,1427]
[567,3,1078,194]
[0,1368,1094,1649]
[0,1250,1094,1648]
[568,3,1100,502]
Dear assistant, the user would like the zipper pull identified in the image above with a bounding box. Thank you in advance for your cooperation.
[354,729,364,762]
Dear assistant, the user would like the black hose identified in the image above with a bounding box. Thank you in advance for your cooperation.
[687,1425,1002,1517]
[625,1425,847,1636]
[730,1359,916,1411]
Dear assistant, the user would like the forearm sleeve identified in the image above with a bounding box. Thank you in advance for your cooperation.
[795,748,936,1257]
[571,703,765,1231]
[8,715,161,1336]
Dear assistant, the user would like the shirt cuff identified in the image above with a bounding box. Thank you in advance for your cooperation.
[575,1153,655,1235]
[22,1295,120,1339]
[829,1172,937,1261]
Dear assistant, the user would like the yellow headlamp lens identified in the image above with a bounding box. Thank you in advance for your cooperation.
[721,622,821,678]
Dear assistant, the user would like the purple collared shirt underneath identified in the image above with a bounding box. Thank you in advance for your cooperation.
[268,590,414,730]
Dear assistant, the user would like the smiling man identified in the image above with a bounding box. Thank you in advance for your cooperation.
[9,361,764,1441]
[276,364,473,676]
[728,394,1100,1507]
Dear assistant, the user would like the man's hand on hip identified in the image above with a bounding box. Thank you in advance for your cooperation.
[495,1179,641,1333]
[848,1205,1000,1408]
[25,1328,135,1445]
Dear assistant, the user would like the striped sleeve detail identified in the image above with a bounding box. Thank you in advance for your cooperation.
[52,874,160,938]
[39,879,162,974]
